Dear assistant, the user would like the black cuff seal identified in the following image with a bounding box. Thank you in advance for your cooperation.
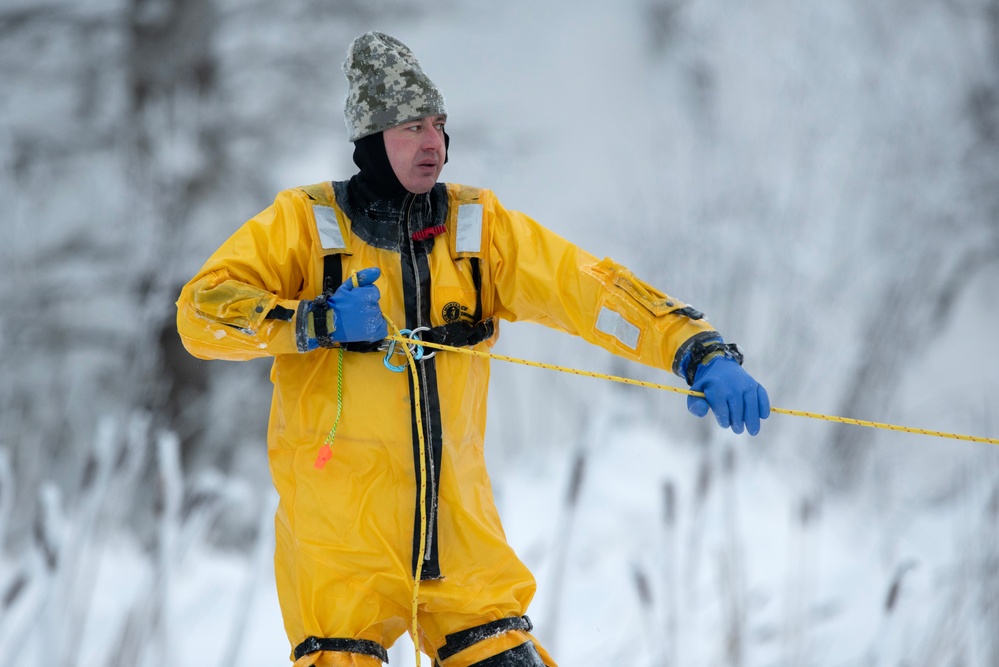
[309,293,337,349]
[685,340,744,385]
[294,636,388,663]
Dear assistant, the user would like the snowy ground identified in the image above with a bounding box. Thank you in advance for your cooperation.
[6,372,995,667]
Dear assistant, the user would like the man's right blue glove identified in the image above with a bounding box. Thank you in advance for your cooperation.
[299,267,388,350]
[687,355,771,436]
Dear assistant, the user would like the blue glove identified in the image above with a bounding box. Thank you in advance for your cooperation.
[301,267,387,349]
[330,268,388,342]
[687,356,771,435]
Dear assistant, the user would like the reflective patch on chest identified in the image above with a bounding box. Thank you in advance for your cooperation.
[456,204,483,253]
[596,306,640,350]
[314,204,346,251]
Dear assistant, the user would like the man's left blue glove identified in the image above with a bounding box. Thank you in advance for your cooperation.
[326,267,388,343]
[298,267,387,350]
[687,356,771,436]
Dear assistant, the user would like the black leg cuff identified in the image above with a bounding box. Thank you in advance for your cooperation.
[294,636,388,663]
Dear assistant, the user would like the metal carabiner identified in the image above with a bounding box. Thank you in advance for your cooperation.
[383,329,425,373]
[408,326,435,360]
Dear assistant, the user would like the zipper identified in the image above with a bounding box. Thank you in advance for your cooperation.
[403,194,437,563]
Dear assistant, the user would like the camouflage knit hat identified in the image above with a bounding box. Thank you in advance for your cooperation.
[342,32,447,142]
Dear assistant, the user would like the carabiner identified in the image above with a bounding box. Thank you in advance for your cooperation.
[383,329,425,373]
[408,326,435,360]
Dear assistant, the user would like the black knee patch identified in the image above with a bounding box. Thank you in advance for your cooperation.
[294,636,389,663]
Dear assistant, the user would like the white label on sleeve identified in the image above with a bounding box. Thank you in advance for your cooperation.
[456,204,483,253]
[596,306,640,350]
[314,204,346,251]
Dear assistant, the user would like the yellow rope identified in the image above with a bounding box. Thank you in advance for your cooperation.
[386,333,999,446]
[384,319,429,667]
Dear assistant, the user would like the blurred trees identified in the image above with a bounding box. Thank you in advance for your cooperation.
[0,0,428,550]
[630,0,999,490]
[1,0,996,547]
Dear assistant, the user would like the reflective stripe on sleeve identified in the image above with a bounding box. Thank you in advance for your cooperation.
[595,306,640,350]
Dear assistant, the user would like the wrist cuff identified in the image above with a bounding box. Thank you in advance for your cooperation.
[310,298,336,348]
[296,296,338,352]
[673,331,744,385]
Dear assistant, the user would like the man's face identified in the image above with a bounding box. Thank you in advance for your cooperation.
[383,115,447,194]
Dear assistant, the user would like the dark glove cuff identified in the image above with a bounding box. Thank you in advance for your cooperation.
[310,294,337,349]
[675,332,744,385]
[689,341,743,383]
[295,295,337,352]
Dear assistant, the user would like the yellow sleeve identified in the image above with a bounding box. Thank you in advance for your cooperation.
[175,189,315,361]
[482,191,717,375]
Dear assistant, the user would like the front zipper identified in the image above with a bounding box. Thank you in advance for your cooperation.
[403,194,438,568]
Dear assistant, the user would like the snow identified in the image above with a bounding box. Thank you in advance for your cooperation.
[3,0,999,666]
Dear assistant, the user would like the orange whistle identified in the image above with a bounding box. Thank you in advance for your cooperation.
[314,445,333,469]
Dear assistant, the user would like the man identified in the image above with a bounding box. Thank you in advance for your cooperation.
[176,31,768,667]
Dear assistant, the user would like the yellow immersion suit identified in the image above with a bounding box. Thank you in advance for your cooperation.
[176,180,717,666]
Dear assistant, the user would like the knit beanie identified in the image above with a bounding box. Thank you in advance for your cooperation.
[342,32,448,142]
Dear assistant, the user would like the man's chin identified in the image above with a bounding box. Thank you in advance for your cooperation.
[404,174,441,194]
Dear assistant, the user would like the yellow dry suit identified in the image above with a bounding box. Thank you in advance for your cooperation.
[175,180,718,667]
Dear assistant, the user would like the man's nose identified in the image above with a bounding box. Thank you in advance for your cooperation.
[422,129,444,152]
